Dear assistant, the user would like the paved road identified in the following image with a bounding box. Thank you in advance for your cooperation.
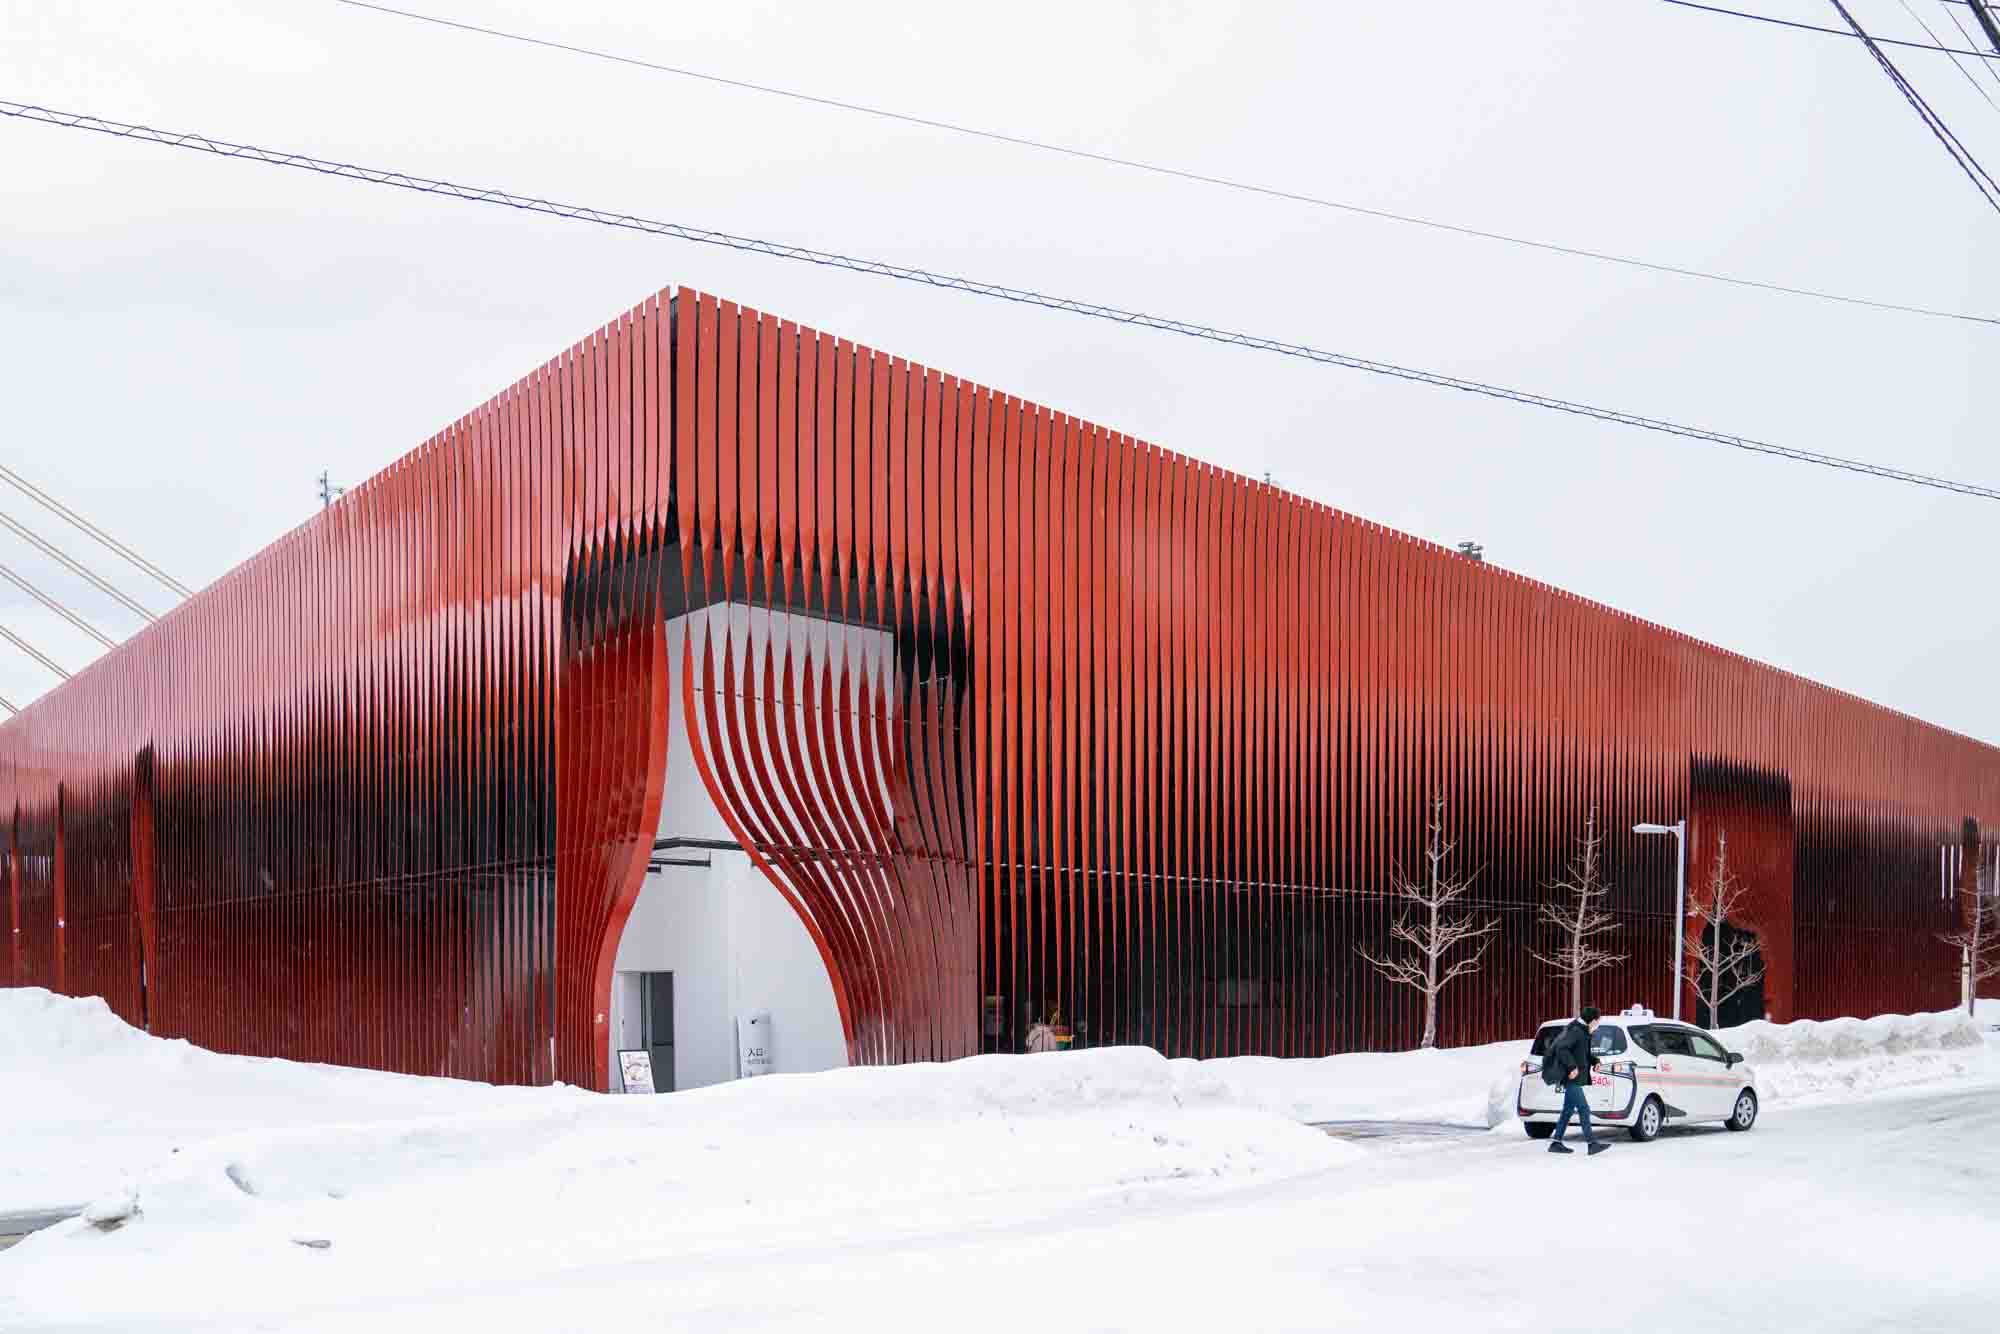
[0,1208,80,1252]
[1312,1119,1489,1144]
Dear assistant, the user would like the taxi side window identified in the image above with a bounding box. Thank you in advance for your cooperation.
[1686,1031,1728,1062]
[1652,1028,1695,1058]
[1530,1026,1565,1056]
[1629,1025,1661,1056]
[1590,1027,1627,1056]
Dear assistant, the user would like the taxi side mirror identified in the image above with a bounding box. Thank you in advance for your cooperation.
[1725,1052,1744,1067]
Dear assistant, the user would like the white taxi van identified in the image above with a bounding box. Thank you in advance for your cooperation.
[1516,1005,1760,1141]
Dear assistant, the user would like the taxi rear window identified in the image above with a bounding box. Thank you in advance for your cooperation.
[1635,1026,1695,1057]
[1530,1024,1627,1056]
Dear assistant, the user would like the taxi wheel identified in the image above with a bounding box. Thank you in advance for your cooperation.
[1724,1089,1758,1132]
[1629,1095,1665,1142]
[1524,1121,1555,1140]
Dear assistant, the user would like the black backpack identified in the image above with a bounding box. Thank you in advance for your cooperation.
[1540,1029,1570,1086]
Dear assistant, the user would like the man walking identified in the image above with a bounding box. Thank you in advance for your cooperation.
[1546,1005,1608,1156]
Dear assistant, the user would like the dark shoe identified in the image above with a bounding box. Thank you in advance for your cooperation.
[1586,1142,1609,1156]
[1548,1142,1573,1154]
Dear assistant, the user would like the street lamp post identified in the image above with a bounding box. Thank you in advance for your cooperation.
[1633,820,1687,1020]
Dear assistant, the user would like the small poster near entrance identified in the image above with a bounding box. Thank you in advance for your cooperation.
[617,1048,656,1094]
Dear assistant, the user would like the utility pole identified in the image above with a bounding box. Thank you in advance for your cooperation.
[1971,2,2000,56]
[316,470,346,510]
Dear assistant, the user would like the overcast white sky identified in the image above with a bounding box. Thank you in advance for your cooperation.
[1,0,1995,744]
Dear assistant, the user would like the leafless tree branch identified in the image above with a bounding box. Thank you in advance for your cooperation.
[1532,807,1627,1013]
[1354,796,1497,1048]
[1940,879,2000,1006]
[1684,832,1766,1023]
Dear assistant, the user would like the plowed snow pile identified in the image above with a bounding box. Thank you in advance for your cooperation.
[2,990,1349,1326]
[1169,1009,1989,1127]
[0,988,585,1209]
[1717,1009,1986,1102]
[1173,1039,1528,1126]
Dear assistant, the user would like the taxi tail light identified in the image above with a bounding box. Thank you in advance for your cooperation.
[1520,1060,1539,1076]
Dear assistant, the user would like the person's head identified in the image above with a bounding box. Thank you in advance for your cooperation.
[1580,1006,1601,1031]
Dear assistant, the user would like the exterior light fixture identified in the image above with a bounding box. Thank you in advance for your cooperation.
[1633,820,1688,1020]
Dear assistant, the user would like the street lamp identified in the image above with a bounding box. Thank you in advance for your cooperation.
[1633,820,1687,1020]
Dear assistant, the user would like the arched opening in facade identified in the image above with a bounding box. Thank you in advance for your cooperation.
[576,520,976,1091]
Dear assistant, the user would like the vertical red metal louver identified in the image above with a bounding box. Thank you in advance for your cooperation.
[3,287,1996,1089]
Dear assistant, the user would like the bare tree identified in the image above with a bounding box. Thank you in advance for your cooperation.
[1940,847,2000,1016]
[1531,807,1625,1015]
[1359,797,1497,1048]
[1683,833,1765,1028]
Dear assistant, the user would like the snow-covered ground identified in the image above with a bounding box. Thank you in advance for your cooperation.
[1179,1005,1990,1126]
[3,988,1996,1333]
[0,987,588,1211]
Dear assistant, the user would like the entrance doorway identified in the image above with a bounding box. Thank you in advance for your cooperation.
[637,971,675,1092]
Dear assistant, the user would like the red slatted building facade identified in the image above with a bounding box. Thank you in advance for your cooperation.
[5,288,1996,1091]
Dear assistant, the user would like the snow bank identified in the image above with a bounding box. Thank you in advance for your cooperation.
[3,988,1344,1229]
[0,988,1360,1328]
[96,1046,1348,1235]
[1173,1009,1994,1129]
[0,987,586,1209]
[3,1033,1351,1325]
[1714,1009,1988,1103]
[1976,996,2000,1031]
[1171,1040,1527,1128]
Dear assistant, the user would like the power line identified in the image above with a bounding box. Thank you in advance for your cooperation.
[1666,0,2000,213]
[0,462,191,598]
[0,622,69,680]
[328,0,1999,330]
[1828,0,2000,212]
[1654,0,2000,57]
[0,559,119,649]
[0,507,156,621]
[0,690,17,715]
[1903,0,2000,108]
[3,97,1997,506]
[1940,2,2000,95]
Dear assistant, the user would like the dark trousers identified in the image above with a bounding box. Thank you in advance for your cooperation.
[1552,1083,1595,1144]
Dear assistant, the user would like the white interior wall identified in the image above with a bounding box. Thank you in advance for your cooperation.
[606,602,884,1091]
[609,851,848,1090]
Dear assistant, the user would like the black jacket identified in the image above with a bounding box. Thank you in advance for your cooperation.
[1547,1020,1598,1087]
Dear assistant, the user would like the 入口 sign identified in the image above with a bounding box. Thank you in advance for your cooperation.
[737,1010,773,1078]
